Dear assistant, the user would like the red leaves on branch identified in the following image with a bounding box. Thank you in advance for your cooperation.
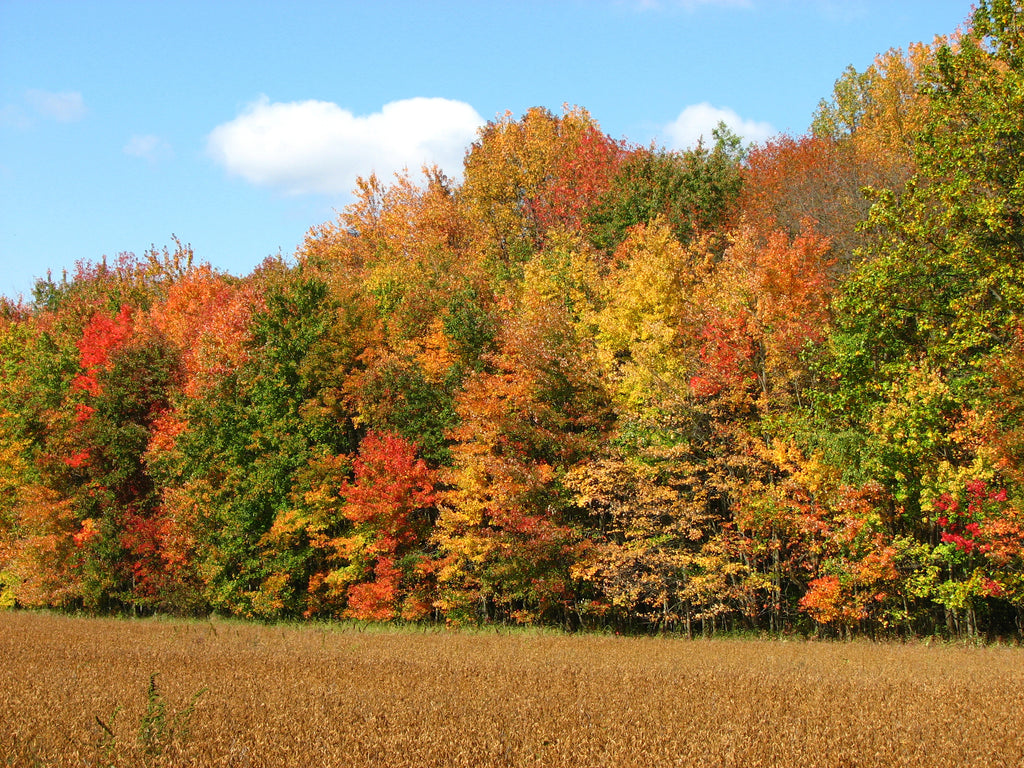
[119,509,183,598]
[689,224,834,403]
[344,557,403,622]
[740,135,881,265]
[690,312,758,399]
[61,305,136,469]
[336,431,437,620]
[149,267,265,399]
[72,305,134,398]
[64,450,90,469]
[934,479,1018,556]
[342,431,437,534]
[530,124,625,235]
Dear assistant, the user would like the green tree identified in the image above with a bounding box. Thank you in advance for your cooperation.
[587,125,743,254]
[170,263,355,617]
[807,1,1024,636]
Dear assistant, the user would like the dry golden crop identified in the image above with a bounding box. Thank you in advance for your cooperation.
[1,611,1022,767]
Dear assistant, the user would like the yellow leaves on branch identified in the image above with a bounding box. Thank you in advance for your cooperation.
[813,38,943,168]
[461,105,618,262]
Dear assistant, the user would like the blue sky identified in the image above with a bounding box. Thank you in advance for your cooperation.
[1,0,971,300]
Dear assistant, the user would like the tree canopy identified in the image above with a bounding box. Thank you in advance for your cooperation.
[3,3,1024,639]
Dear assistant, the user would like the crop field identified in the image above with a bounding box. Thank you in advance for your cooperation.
[1,612,1023,767]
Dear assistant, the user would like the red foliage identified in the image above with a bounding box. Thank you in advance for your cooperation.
[71,518,100,548]
[740,134,885,264]
[148,267,244,391]
[529,125,625,234]
[71,305,134,399]
[64,450,90,469]
[74,403,95,424]
[748,227,834,365]
[120,509,181,598]
[934,479,1018,556]
[689,224,834,403]
[183,282,265,399]
[338,432,437,620]
[690,311,758,399]
[345,558,403,622]
[342,432,436,542]
[799,574,848,624]
[145,410,187,457]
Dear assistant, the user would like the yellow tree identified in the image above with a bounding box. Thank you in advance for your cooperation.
[813,39,946,188]
[595,219,708,430]
[433,237,612,626]
[460,106,621,271]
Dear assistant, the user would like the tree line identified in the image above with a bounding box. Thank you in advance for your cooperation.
[3,1,1024,638]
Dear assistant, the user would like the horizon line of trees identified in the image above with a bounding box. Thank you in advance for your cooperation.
[3,0,1024,639]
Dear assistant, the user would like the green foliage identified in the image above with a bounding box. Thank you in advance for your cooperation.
[442,287,496,369]
[137,672,207,758]
[817,0,1024,486]
[349,354,459,466]
[587,125,743,253]
[170,265,356,617]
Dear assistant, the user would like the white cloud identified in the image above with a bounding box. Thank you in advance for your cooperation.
[25,90,86,122]
[123,134,173,162]
[207,96,485,196]
[663,102,775,149]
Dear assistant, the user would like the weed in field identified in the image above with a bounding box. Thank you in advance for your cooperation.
[93,705,119,763]
[137,673,206,758]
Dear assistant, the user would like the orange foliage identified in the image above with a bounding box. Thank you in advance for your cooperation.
[4,486,84,607]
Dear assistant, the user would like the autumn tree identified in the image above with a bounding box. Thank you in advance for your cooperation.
[740,136,886,269]
[587,125,743,254]
[164,261,356,617]
[806,0,1024,636]
[434,239,613,626]
[812,40,941,170]
[0,250,200,611]
[316,431,438,621]
[461,106,623,272]
[305,169,491,466]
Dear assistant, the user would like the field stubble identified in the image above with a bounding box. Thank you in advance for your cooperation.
[1,612,1022,767]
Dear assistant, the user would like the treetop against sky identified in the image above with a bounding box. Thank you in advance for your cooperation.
[0,0,969,299]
